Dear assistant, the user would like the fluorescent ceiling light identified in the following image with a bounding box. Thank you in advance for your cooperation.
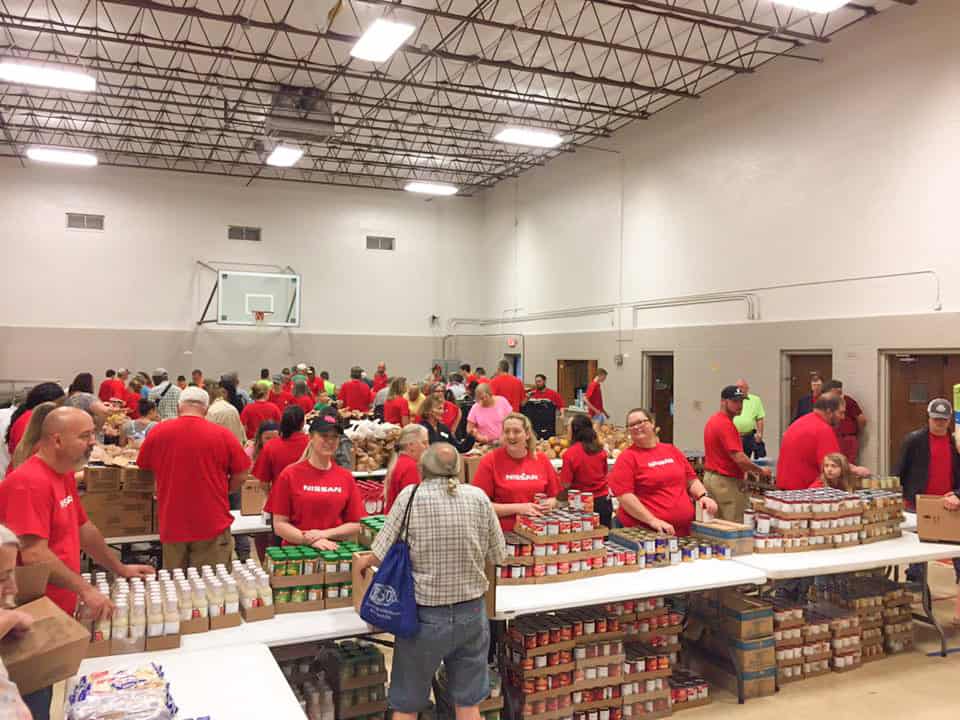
[350,19,416,63]
[0,60,96,91]
[265,144,303,167]
[771,0,848,12]
[494,127,564,148]
[26,146,97,166]
[404,181,458,196]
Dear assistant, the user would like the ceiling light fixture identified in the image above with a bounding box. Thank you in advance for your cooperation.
[404,181,458,196]
[25,146,98,166]
[771,0,848,12]
[0,60,96,91]
[350,19,416,63]
[265,144,304,167]
[494,127,564,148]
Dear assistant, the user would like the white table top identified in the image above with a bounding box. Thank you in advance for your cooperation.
[902,511,917,532]
[494,559,766,619]
[353,468,387,479]
[733,533,960,579]
[106,510,271,545]
[73,643,305,719]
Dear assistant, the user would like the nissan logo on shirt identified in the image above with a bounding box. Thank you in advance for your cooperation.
[505,473,541,482]
[303,485,344,493]
[647,459,675,468]
[60,495,74,509]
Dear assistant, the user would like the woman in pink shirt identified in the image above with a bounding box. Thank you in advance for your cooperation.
[466,384,512,445]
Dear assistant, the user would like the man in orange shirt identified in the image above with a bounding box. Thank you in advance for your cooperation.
[489,360,525,412]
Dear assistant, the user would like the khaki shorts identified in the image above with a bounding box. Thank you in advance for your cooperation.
[703,471,747,524]
[162,528,235,570]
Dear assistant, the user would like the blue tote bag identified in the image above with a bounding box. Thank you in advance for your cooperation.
[359,483,421,637]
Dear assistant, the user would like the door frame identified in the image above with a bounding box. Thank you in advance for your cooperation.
[642,351,674,424]
[878,348,960,475]
[780,350,833,438]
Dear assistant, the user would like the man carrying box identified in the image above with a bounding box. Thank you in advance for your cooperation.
[0,407,154,720]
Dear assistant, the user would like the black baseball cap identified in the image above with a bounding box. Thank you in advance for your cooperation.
[721,385,746,401]
[309,415,343,434]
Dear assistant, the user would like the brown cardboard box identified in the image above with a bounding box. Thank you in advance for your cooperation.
[110,635,146,655]
[14,564,51,605]
[463,455,484,484]
[352,552,373,615]
[85,639,111,658]
[81,489,153,537]
[241,479,269,516]
[121,466,155,493]
[0,597,89,695]
[209,612,242,630]
[720,594,774,640]
[241,604,275,623]
[145,634,181,651]
[180,616,209,634]
[917,494,960,543]
[82,465,122,493]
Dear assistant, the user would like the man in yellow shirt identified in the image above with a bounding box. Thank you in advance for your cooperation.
[733,378,765,458]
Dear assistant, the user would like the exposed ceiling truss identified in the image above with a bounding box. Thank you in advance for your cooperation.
[0,0,911,193]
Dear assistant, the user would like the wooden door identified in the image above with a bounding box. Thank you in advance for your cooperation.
[887,354,960,464]
[650,355,674,443]
[557,360,594,407]
[788,354,832,423]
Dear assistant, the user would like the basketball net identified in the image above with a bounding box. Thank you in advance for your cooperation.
[254,310,266,325]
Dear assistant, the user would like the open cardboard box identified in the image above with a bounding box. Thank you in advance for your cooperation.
[15,563,51,606]
[0,597,89,696]
[241,479,269,516]
[917,494,960,543]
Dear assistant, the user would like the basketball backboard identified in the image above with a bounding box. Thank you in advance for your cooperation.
[215,270,301,326]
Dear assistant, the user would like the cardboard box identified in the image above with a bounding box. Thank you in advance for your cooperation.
[209,612,242,630]
[917,494,960,543]
[730,636,776,672]
[180,616,209,634]
[241,479,269,516]
[145,634,181,651]
[110,635,145,655]
[82,465,122,493]
[81,489,153,537]
[275,599,326,614]
[121,466,155,493]
[14,564,51,606]
[721,595,774,640]
[463,455,484,484]
[692,520,754,556]
[352,552,373,615]
[85,639,111,658]
[241,604,275,623]
[0,597,89,696]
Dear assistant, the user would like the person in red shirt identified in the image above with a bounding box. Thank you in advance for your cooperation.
[97,369,125,402]
[5,382,65,457]
[559,415,611,526]
[306,366,324,397]
[137,387,250,568]
[702,386,771,522]
[266,415,365,550]
[291,378,316,415]
[527,374,565,410]
[824,380,867,464]
[384,425,429,513]
[240,384,282,440]
[125,378,143,419]
[340,366,374,412]
[609,408,717,537]
[190,368,206,390]
[584,369,608,423]
[383,377,411,426]
[0,407,153,717]
[777,394,870,491]
[252,406,310,485]
[472,413,561,531]
[489,360,526,413]
[473,367,490,388]
[372,362,389,394]
[268,375,295,411]
[460,363,477,387]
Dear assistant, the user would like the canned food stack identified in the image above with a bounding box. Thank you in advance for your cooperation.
[610,527,733,568]
[497,511,610,585]
[772,602,806,684]
[276,656,337,720]
[317,640,388,720]
[803,604,862,672]
[881,583,916,655]
[854,490,904,544]
[751,489,864,553]
[266,542,361,612]
[823,584,885,663]
[668,669,711,713]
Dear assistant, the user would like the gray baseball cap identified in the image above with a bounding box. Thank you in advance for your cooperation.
[928,398,953,420]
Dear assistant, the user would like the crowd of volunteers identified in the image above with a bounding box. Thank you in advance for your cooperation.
[1,359,959,720]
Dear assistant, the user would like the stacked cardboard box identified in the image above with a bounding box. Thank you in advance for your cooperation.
[80,484,153,538]
[815,575,917,658]
[320,641,388,720]
[855,489,904,544]
[265,542,361,613]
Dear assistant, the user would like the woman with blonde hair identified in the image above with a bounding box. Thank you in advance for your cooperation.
[10,401,60,470]
[820,452,855,491]
[384,377,410,426]
[383,424,429,513]
[472,413,560,531]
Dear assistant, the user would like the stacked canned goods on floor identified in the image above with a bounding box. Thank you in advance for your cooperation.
[815,575,917,656]
[667,670,711,713]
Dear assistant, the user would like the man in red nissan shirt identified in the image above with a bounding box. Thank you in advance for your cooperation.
[339,366,374,412]
[240,383,282,439]
[703,385,771,522]
[372,361,389,393]
[138,386,250,569]
[777,394,870,490]
[824,379,867,464]
[0,407,153,720]
[585,369,608,423]
[527,374,565,409]
[490,359,526,412]
[269,374,295,411]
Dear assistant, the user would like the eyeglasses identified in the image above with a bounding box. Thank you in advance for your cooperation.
[627,419,652,429]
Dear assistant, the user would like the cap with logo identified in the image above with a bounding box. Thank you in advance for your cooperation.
[721,385,746,401]
[927,398,952,420]
[309,415,343,435]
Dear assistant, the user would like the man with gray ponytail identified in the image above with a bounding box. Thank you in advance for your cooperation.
[358,443,506,720]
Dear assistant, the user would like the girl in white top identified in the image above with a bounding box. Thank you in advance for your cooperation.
[0,523,34,720]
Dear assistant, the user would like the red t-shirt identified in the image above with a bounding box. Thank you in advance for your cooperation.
[240,400,282,440]
[559,442,609,495]
[384,396,410,425]
[776,412,839,491]
[384,454,421,513]
[340,380,373,412]
[466,374,478,386]
[98,378,125,402]
[293,395,315,415]
[372,373,389,393]
[585,381,605,415]
[0,456,89,614]
[529,388,565,410]
[265,460,365,532]
[442,400,460,429]
[125,390,141,419]
[927,432,953,496]
[703,412,744,478]
[282,381,293,394]
[308,378,324,396]
[836,396,863,436]
[490,374,526,413]
[609,443,696,536]
[7,410,31,456]
[472,448,561,531]
[138,416,250,543]
[269,390,295,411]
[252,433,310,485]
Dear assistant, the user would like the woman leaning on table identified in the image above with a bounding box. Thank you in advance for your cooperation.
[609,408,718,537]
[265,414,364,551]
[472,413,560,531]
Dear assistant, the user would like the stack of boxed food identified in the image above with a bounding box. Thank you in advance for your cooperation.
[319,641,388,720]
[668,669,711,713]
[79,463,154,537]
[854,489,904,543]
[276,655,337,720]
[882,583,916,655]
[804,603,862,672]
[689,519,754,557]
[265,542,362,612]
[772,600,806,684]
[610,526,741,566]
[750,489,864,553]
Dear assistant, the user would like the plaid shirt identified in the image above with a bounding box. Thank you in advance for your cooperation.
[149,381,181,421]
[372,478,506,606]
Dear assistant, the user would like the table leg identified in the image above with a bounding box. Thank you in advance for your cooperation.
[912,561,947,657]
[728,643,745,704]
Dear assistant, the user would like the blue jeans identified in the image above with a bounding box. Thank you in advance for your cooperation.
[23,686,52,720]
[907,559,960,583]
[741,433,757,459]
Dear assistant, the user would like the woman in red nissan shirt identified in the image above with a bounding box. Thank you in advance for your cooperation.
[5,382,65,457]
[384,424,428,513]
[240,384,282,440]
[384,377,411,426]
[472,413,561,531]
[560,415,612,527]
[253,406,309,485]
[291,378,315,415]
[609,408,718,537]
[266,415,365,551]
